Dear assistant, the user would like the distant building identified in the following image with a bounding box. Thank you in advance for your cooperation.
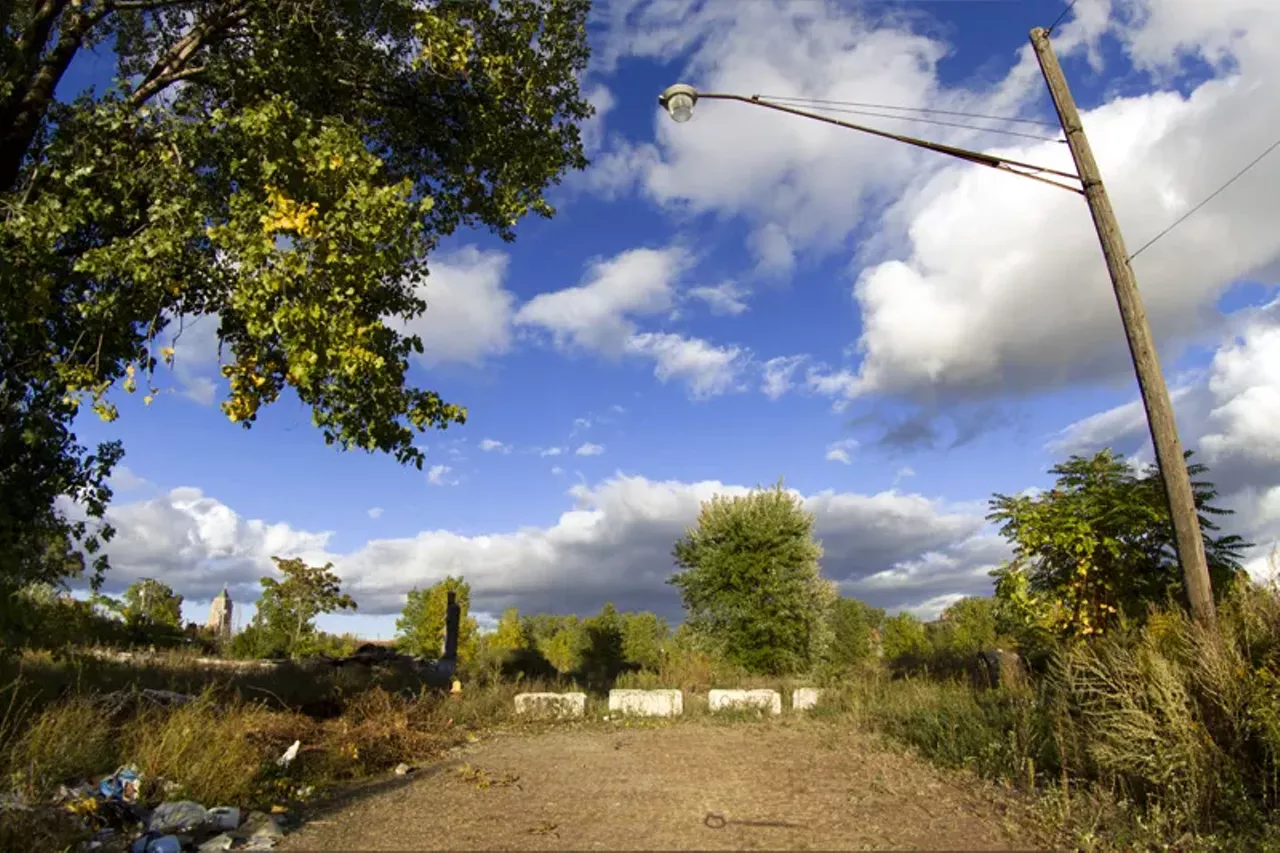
[207,586,233,641]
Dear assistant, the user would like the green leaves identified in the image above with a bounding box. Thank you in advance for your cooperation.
[251,557,356,658]
[988,450,1249,640]
[1,0,592,592]
[669,482,834,675]
[395,576,479,661]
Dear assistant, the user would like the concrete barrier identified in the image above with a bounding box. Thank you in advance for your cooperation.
[514,692,587,719]
[608,689,683,717]
[791,687,822,711]
[709,689,781,715]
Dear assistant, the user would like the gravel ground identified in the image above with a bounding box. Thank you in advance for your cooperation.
[278,719,1049,851]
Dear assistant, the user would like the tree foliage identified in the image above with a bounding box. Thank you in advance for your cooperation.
[120,578,184,627]
[1,0,593,591]
[988,450,1249,638]
[395,575,479,661]
[249,556,356,657]
[827,596,885,670]
[668,482,836,675]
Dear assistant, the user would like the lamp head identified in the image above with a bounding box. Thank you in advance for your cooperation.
[658,84,698,123]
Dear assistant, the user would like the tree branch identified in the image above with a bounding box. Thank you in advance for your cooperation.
[128,0,247,108]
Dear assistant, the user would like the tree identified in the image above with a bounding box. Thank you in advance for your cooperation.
[579,602,626,687]
[988,450,1248,638]
[880,612,929,670]
[1,0,594,592]
[251,557,356,657]
[668,482,836,675]
[827,596,885,670]
[489,607,527,655]
[395,576,478,661]
[620,610,670,671]
[121,578,183,627]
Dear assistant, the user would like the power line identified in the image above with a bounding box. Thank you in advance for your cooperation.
[756,98,1065,143]
[1128,135,1280,262]
[755,94,1059,127]
[1047,0,1079,36]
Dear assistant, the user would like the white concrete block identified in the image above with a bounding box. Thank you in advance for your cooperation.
[607,689,683,717]
[514,692,586,718]
[791,687,822,711]
[709,689,782,715]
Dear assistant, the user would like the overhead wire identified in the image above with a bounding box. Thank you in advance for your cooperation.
[753,95,1060,128]
[1047,0,1079,36]
[754,98,1066,143]
[1128,135,1280,262]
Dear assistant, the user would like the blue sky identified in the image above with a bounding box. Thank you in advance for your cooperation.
[64,0,1280,639]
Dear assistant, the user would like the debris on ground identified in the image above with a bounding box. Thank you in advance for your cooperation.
[130,833,182,853]
[148,801,208,834]
[207,807,240,832]
[100,766,143,803]
[196,834,235,852]
[393,763,412,776]
[96,689,196,717]
[275,740,301,768]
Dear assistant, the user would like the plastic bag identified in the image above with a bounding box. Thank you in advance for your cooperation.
[149,800,208,834]
[99,765,142,803]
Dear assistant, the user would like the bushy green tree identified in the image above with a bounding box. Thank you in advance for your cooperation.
[395,576,479,661]
[249,557,356,657]
[490,607,527,654]
[989,450,1248,638]
[880,612,929,670]
[669,482,836,674]
[539,615,587,675]
[121,579,184,627]
[620,610,670,671]
[1,0,593,594]
[827,596,886,670]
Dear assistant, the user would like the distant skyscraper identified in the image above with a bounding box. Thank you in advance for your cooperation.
[207,586,233,641]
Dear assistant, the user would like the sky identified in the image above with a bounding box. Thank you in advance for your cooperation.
[61,0,1280,640]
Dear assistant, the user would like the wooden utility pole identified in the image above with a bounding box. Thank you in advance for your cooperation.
[1030,28,1217,629]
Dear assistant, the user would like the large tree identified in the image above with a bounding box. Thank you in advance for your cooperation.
[988,450,1249,638]
[395,575,479,660]
[1,0,593,591]
[668,482,836,675]
[121,577,183,627]
[250,556,356,656]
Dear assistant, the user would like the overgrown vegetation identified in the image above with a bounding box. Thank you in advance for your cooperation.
[2,452,1276,851]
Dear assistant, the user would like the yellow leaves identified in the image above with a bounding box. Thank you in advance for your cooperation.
[328,155,344,170]
[260,185,320,238]
[160,345,175,366]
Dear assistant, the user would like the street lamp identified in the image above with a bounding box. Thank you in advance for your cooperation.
[658,25,1220,630]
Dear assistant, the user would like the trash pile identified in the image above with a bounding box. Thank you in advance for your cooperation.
[1,745,303,852]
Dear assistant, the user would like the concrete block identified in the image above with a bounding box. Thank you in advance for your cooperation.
[514,692,586,719]
[791,687,822,711]
[709,689,782,715]
[607,689,683,717]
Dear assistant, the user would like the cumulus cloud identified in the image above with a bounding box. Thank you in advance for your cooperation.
[514,246,690,354]
[540,447,565,457]
[394,247,514,366]
[427,465,458,487]
[479,438,511,454]
[84,474,995,620]
[825,439,858,465]
[688,281,750,316]
[761,355,807,400]
[575,443,605,457]
[624,332,747,398]
[367,507,384,520]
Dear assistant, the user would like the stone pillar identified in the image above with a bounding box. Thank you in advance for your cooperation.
[443,590,460,661]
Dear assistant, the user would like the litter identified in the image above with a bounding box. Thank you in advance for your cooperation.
[207,806,240,831]
[394,763,412,776]
[130,834,182,853]
[238,810,285,840]
[197,834,236,852]
[100,765,143,803]
[149,800,208,834]
[276,740,301,767]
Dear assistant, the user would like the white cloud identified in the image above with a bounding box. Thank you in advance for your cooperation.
[541,447,565,457]
[761,355,807,400]
[825,438,858,465]
[109,466,151,493]
[83,474,993,618]
[164,314,222,405]
[367,507,384,520]
[581,84,616,156]
[551,466,565,476]
[394,247,514,366]
[514,246,691,355]
[624,332,747,399]
[427,464,458,486]
[575,443,605,457]
[688,281,750,316]
[479,438,511,454]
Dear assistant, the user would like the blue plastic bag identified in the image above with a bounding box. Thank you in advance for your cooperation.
[100,766,142,802]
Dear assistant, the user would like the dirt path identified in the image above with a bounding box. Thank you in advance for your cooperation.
[280,720,1047,851]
